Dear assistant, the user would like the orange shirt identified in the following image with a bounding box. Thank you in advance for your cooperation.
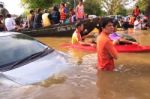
[59,7,66,20]
[133,8,140,17]
[129,16,135,25]
[97,32,117,71]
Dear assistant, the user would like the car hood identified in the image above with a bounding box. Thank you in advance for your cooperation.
[1,51,69,85]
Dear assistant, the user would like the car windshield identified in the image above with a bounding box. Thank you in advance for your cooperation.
[0,34,53,68]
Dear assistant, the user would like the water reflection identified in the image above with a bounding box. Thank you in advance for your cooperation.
[68,49,90,65]
[40,74,67,87]
[97,62,150,99]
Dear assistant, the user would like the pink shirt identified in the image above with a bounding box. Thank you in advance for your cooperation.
[76,4,84,19]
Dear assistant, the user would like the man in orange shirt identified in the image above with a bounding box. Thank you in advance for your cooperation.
[133,5,141,18]
[97,18,118,71]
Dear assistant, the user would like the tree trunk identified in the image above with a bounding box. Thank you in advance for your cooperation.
[145,1,150,26]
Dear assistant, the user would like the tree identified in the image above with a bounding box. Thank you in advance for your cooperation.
[99,0,129,15]
[21,0,62,9]
[84,0,104,16]
[145,0,150,15]
[145,0,150,26]
[136,0,148,13]
[114,5,127,16]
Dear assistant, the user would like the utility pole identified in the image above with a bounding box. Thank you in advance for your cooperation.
[74,0,76,9]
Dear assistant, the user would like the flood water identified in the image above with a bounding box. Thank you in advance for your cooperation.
[0,29,150,99]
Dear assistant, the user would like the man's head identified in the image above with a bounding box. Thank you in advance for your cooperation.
[30,10,34,14]
[6,14,11,18]
[79,0,83,5]
[136,5,139,8]
[136,16,141,20]
[36,8,41,13]
[0,15,3,20]
[75,21,84,32]
[0,3,3,8]
[60,3,65,8]
[44,9,48,13]
[99,17,114,34]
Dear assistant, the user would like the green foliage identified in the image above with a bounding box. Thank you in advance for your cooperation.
[21,0,62,9]
[84,0,104,16]
[99,0,129,15]
[114,5,127,16]
[145,0,150,15]
[136,0,148,14]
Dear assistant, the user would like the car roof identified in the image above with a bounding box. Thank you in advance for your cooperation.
[0,32,20,37]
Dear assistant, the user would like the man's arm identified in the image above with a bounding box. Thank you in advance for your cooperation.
[106,40,118,59]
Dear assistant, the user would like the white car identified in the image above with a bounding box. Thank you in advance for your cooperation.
[0,32,69,85]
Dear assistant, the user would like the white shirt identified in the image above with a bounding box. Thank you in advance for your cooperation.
[134,20,141,30]
[42,13,51,27]
[5,17,16,31]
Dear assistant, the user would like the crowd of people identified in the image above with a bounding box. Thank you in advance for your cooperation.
[117,6,149,31]
[27,0,86,30]
[0,0,86,31]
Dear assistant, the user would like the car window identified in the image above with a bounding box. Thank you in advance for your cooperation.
[0,34,53,67]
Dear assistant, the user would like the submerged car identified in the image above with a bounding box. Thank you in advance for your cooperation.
[0,32,69,85]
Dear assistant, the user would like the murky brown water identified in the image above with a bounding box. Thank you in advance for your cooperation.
[0,29,150,99]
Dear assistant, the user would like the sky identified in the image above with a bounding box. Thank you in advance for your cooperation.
[0,0,24,15]
[125,0,137,9]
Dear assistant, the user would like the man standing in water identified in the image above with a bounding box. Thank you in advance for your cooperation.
[133,5,141,18]
[97,18,118,71]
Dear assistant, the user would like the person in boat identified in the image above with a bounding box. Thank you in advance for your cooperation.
[0,14,5,31]
[97,17,118,71]
[42,9,51,27]
[132,5,141,18]
[0,3,9,19]
[59,3,67,24]
[122,16,129,30]
[71,21,95,47]
[141,16,149,30]
[69,8,76,23]
[134,16,142,30]
[27,10,34,29]
[33,8,42,29]
[51,6,60,24]
[109,24,138,45]
[5,14,20,31]
[128,15,135,28]
[76,0,85,21]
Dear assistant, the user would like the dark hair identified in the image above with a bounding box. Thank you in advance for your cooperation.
[60,3,65,7]
[0,4,3,8]
[75,21,82,28]
[99,17,113,32]
[136,16,140,20]
[36,8,41,13]
[53,6,58,11]
[79,0,83,2]
[0,15,3,18]
[136,5,139,8]
[7,14,11,18]
[44,9,48,13]
[30,10,34,14]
